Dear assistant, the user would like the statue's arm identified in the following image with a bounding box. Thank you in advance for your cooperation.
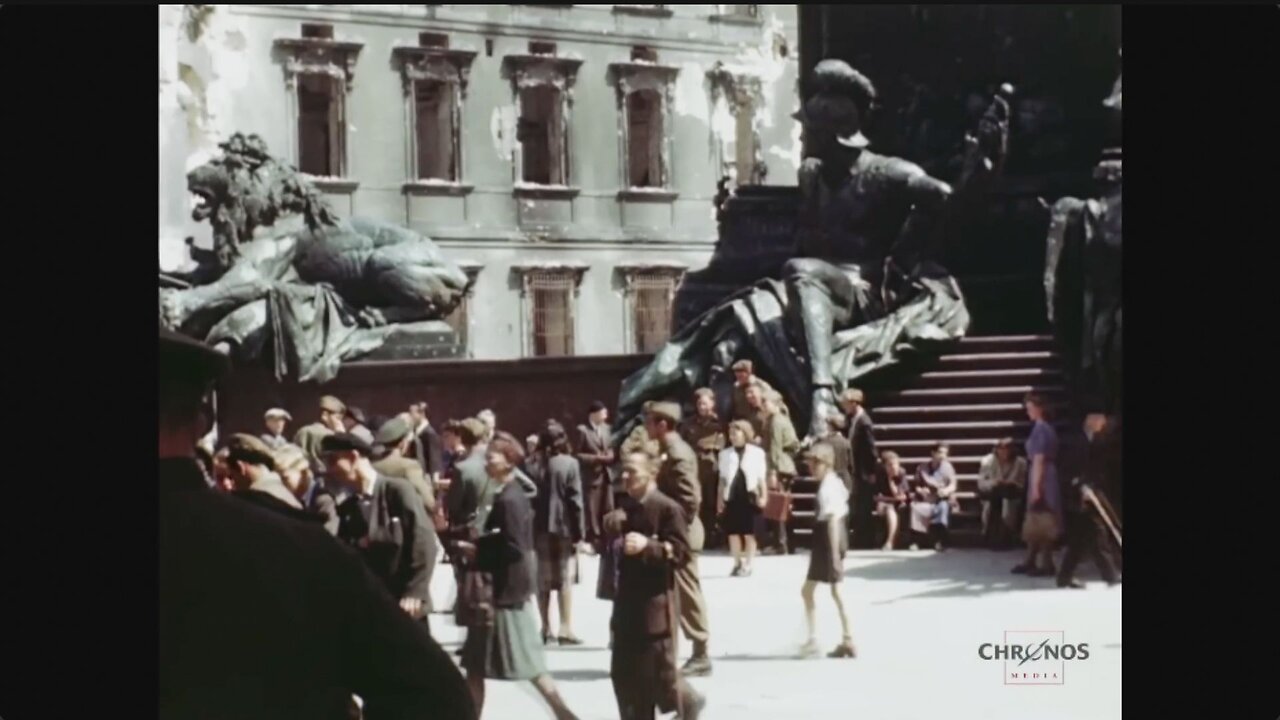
[888,160,953,272]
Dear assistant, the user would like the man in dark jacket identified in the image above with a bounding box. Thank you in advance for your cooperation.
[324,432,437,634]
[159,328,473,720]
[410,400,446,486]
[839,388,879,549]
[1057,414,1122,589]
[576,400,617,549]
[608,452,707,720]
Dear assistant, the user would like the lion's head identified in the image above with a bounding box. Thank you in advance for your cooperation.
[187,133,338,270]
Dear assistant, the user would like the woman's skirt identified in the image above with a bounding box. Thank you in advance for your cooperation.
[723,494,760,536]
[806,516,848,584]
[535,533,578,593]
[460,603,548,680]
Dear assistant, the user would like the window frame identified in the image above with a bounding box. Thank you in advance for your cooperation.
[393,45,478,194]
[514,265,588,358]
[619,265,687,354]
[609,61,681,199]
[274,35,364,189]
[707,61,767,188]
[502,54,583,195]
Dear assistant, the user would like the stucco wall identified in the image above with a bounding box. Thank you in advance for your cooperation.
[159,4,799,358]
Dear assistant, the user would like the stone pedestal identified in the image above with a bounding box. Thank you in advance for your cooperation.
[356,321,465,361]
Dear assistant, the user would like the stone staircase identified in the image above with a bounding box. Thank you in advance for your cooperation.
[788,334,1073,549]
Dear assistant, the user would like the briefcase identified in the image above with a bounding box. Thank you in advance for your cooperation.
[763,491,792,523]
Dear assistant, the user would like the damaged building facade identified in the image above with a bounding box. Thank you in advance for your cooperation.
[159,4,799,359]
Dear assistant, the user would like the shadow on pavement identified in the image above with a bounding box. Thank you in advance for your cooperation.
[841,549,1114,604]
[550,668,612,682]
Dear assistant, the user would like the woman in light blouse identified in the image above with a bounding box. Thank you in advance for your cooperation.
[798,442,856,660]
[718,420,768,577]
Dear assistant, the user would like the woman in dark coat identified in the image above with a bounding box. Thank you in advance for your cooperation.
[455,436,579,720]
[532,423,586,645]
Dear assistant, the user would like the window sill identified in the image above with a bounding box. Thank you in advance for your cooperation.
[709,14,761,26]
[304,176,361,195]
[612,6,673,18]
[514,184,581,200]
[617,188,679,203]
[402,180,475,197]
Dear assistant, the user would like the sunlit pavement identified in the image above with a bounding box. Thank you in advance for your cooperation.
[430,548,1121,720]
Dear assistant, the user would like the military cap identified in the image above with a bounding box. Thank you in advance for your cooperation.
[803,442,836,468]
[264,408,292,422]
[731,359,754,373]
[319,395,346,414]
[646,401,682,425]
[159,327,229,386]
[374,416,413,446]
[320,432,373,457]
[224,433,279,469]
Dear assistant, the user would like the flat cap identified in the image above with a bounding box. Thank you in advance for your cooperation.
[646,401,682,425]
[159,327,229,386]
[319,395,346,414]
[731,359,753,372]
[223,433,278,469]
[374,416,412,446]
[264,408,293,421]
[804,442,836,467]
[320,432,373,457]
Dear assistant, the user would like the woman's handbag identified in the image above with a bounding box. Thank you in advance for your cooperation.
[762,490,792,523]
[596,537,622,601]
[455,563,494,628]
[1022,510,1059,545]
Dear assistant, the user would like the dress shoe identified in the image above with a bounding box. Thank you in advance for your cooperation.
[679,690,708,720]
[1057,578,1087,589]
[681,655,713,677]
[558,635,584,646]
[729,564,743,577]
[828,642,857,659]
[1106,576,1122,587]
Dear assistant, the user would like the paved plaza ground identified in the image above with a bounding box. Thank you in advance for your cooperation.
[429,547,1122,720]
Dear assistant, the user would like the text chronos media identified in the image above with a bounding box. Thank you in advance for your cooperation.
[978,640,1090,665]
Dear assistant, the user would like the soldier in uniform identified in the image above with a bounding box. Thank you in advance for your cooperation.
[681,388,726,549]
[160,328,473,720]
[373,415,438,519]
[730,359,777,423]
[607,453,707,720]
[646,402,714,677]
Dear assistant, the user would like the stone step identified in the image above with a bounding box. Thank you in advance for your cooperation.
[933,351,1061,371]
[878,437,1017,454]
[955,334,1056,353]
[875,420,1037,440]
[871,403,1033,423]
[906,368,1064,390]
[874,385,1068,406]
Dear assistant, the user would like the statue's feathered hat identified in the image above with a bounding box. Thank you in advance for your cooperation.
[792,59,876,149]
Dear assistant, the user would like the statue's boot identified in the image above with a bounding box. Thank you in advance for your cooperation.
[786,275,843,437]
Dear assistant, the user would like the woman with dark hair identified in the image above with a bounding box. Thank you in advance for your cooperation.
[455,436,579,720]
[718,419,768,576]
[1013,394,1063,577]
[978,438,1027,549]
[531,423,587,645]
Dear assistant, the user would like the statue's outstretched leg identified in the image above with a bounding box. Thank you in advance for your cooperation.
[783,259,860,436]
[205,300,269,357]
[160,278,276,335]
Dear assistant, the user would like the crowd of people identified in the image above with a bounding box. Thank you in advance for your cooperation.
[168,330,1121,719]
